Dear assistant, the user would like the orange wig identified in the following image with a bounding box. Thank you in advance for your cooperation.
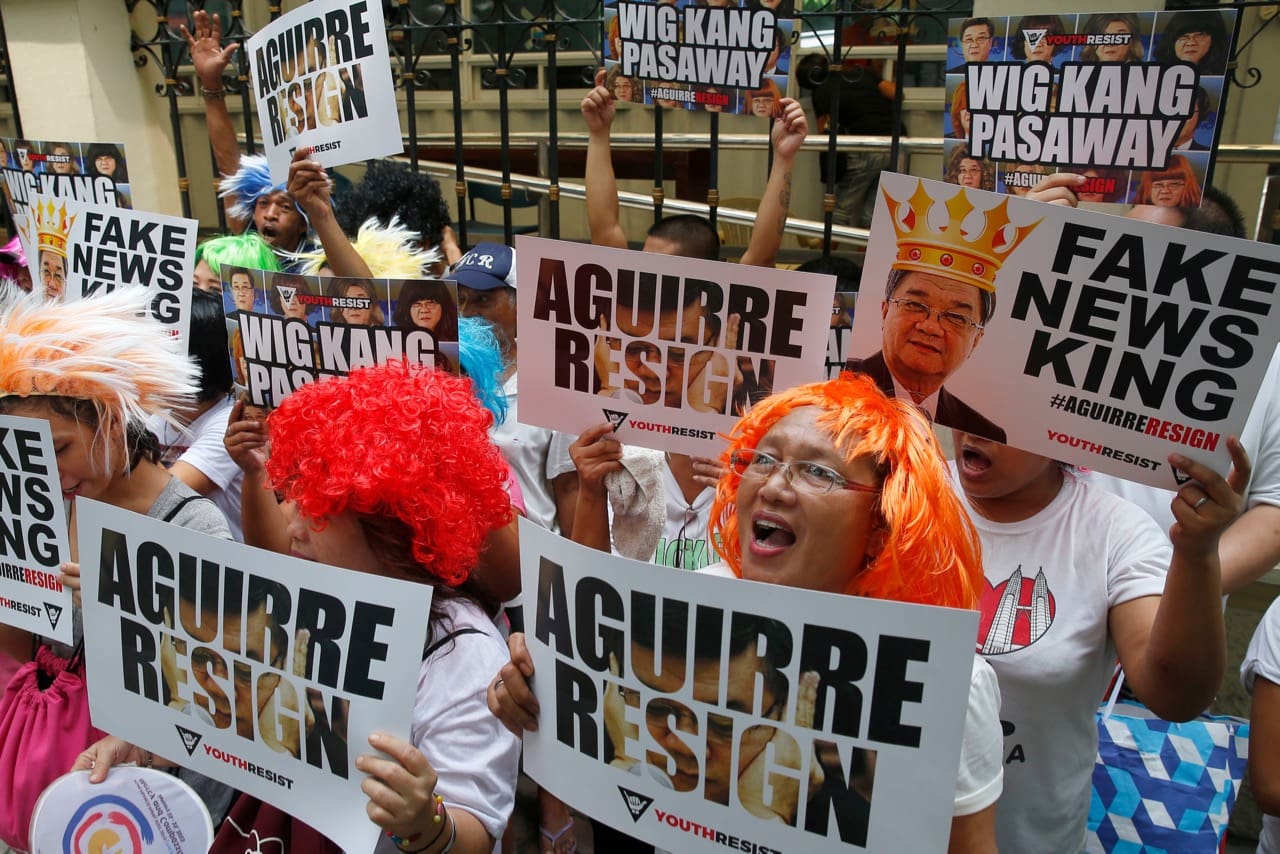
[709,373,983,611]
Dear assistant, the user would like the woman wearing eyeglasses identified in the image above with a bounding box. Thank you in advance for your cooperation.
[1154,9,1230,76]
[1133,155,1202,208]
[490,375,1004,852]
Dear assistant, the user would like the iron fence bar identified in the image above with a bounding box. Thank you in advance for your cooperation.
[0,9,24,138]
[707,111,719,228]
[448,0,469,246]
[543,19,561,238]
[652,105,664,223]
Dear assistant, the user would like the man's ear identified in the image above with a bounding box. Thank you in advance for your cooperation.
[969,327,985,353]
[880,299,889,323]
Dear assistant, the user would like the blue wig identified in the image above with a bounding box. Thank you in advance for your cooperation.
[457,316,507,425]
[218,154,308,225]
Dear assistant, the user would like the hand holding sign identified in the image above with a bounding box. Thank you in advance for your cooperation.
[286,147,335,223]
[771,98,808,160]
[582,81,618,136]
[487,632,540,735]
[1025,172,1088,207]
[570,423,625,496]
[358,730,442,841]
[1167,437,1250,557]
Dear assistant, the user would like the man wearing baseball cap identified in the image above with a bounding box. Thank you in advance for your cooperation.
[449,242,579,542]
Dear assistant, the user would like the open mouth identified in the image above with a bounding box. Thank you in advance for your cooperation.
[751,514,796,555]
[958,443,992,477]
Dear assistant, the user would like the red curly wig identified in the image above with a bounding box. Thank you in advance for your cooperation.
[266,361,512,587]
[709,373,983,611]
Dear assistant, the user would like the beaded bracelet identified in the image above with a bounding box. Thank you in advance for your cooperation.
[200,85,228,100]
[387,796,446,850]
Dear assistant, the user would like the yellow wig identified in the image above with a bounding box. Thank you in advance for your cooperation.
[709,372,983,611]
[292,216,441,279]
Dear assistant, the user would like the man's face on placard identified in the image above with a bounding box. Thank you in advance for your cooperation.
[628,643,782,802]
[615,300,714,408]
[961,23,994,62]
[181,601,282,735]
[881,271,986,398]
[231,273,256,312]
[40,251,66,300]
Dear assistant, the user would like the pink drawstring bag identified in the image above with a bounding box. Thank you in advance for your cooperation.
[0,642,105,850]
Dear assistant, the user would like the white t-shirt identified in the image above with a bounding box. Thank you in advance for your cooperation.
[1087,345,1280,532]
[1242,597,1280,854]
[151,397,245,541]
[697,562,1004,818]
[650,463,716,570]
[955,470,1170,853]
[373,597,522,853]
[490,373,575,534]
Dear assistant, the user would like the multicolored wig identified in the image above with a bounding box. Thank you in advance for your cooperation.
[292,217,441,279]
[0,236,27,291]
[709,373,983,610]
[219,154,307,225]
[266,360,512,587]
[0,288,198,467]
[194,232,282,278]
[457,316,507,425]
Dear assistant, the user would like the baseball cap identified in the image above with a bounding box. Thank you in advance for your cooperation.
[449,243,516,291]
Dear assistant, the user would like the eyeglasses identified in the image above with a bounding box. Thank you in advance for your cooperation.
[886,297,983,332]
[1176,31,1210,45]
[1151,179,1186,192]
[729,449,879,495]
[961,35,991,46]
[413,299,441,309]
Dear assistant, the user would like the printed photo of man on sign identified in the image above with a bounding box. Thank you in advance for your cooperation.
[850,172,1280,490]
[845,182,1039,443]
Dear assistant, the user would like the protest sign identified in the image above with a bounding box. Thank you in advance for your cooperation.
[26,194,197,340]
[602,0,793,115]
[76,498,431,852]
[31,769,213,854]
[847,172,1280,489]
[518,520,979,853]
[222,269,459,408]
[944,10,1236,207]
[247,0,402,183]
[516,236,834,456]
[826,291,858,379]
[0,139,131,296]
[0,414,73,644]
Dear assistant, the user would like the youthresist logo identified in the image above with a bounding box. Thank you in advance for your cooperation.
[1021,28,1047,51]
[602,408,631,430]
[44,602,62,631]
[618,786,655,822]
[276,285,298,307]
[175,725,203,756]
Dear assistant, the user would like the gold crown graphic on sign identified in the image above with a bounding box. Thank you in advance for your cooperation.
[883,182,1040,293]
[32,199,76,258]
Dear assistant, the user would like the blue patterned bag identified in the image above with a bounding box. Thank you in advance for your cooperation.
[1085,698,1249,854]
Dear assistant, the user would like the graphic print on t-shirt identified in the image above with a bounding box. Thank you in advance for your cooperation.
[977,566,1056,655]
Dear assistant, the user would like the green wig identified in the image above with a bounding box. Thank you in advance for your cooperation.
[194,232,282,277]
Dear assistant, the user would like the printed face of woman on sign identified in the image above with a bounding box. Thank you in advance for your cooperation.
[344,283,374,326]
[1174,29,1212,64]
[410,297,443,330]
[1097,20,1134,62]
